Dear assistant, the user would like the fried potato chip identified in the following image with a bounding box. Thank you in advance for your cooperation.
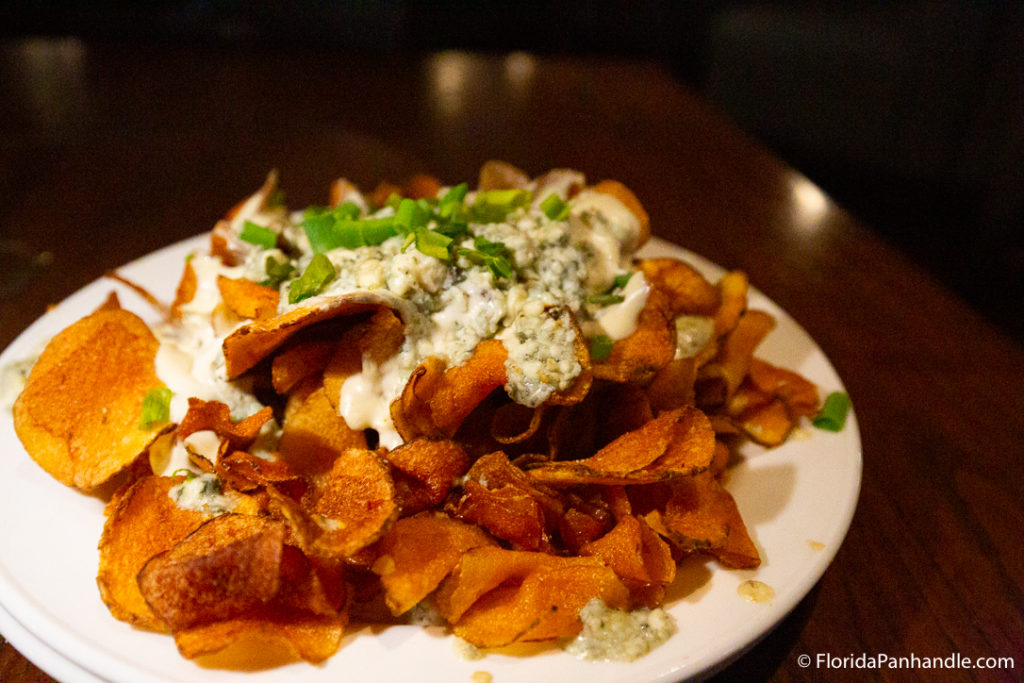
[478,160,530,191]
[440,549,629,648]
[697,309,776,408]
[216,275,280,321]
[222,294,403,378]
[278,378,366,479]
[171,260,198,317]
[450,480,548,551]
[13,308,169,489]
[392,339,508,440]
[177,398,273,453]
[216,450,305,496]
[322,308,405,411]
[527,406,714,485]
[645,357,698,412]
[591,286,675,385]
[270,339,335,395]
[747,357,820,417]
[211,170,279,266]
[138,514,286,632]
[97,475,212,630]
[713,270,749,337]
[175,612,345,665]
[578,515,676,606]
[383,438,469,515]
[307,448,398,557]
[370,513,495,616]
[638,258,719,317]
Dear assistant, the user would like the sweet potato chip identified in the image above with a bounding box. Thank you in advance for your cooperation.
[591,286,675,385]
[440,549,629,648]
[527,406,714,485]
[278,379,366,479]
[747,357,820,417]
[175,612,345,664]
[478,160,530,191]
[371,513,495,616]
[97,475,212,630]
[13,308,168,489]
[177,398,274,453]
[591,179,650,250]
[578,515,676,606]
[307,448,398,557]
[139,514,286,632]
[171,260,197,316]
[393,339,508,440]
[222,293,403,378]
[271,339,335,395]
[322,308,405,411]
[638,258,719,317]
[217,275,280,321]
[697,309,776,408]
[384,438,469,514]
[713,270,749,337]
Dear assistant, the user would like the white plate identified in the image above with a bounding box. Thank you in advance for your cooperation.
[0,235,861,683]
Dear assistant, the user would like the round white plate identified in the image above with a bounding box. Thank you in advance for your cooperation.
[0,235,861,683]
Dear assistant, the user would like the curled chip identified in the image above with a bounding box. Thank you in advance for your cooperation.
[371,513,495,616]
[216,275,280,320]
[527,406,714,485]
[307,448,398,557]
[13,308,169,489]
[177,398,273,453]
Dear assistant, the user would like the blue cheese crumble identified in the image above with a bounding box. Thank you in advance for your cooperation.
[566,598,677,662]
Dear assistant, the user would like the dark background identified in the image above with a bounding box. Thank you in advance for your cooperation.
[2,0,1022,342]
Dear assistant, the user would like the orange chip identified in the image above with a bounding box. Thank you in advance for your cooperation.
[646,357,698,412]
[528,406,714,485]
[307,448,398,558]
[478,160,530,191]
[591,286,675,385]
[174,612,345,665]
[222,294,402,379]
[449,480,547,551]
[271,339,335,395]
[217,275,280,321]
[371,514,495,616]
[278,378,367,479]
[747,357,820,417]
[438,548,628,648]
[322,308,405,411]
[177,398,274,453]
[697,309,776,408]
[13,308,169,489]
[638,258,720,317]
[97,475,212,630]
[384,439,469,515]
[171,260,198,317]
[713,270,749,337]
[138,514,286,632]
[579,515,676,606]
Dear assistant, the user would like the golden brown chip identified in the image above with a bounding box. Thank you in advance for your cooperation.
[591,286,675,385]
[222,295,402,379]
[638,258,719,316]
[278,378,367,479]
[370,513,495,616]
[713,270,749,337]
[322,308,405,410]
[177,398,274,453]
[747,357,820,417]
[171,260,198,317]
[138,514,286,632]
[439,549,629,648]
[578,515,676,606]
[271,339,335,395]
[97,475,212,630]
[174,612,345,665]
[527,406,714,486]
[13,308,169,489]
[307,448,398,558]
[217,275,280,321]
[384,438,470,515]
[478,160,530,191]
[210,171,279,266]
[697,309,776,408]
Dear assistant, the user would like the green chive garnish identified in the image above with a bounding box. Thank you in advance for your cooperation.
[589,335,614,361]
[611,272,634,290]
[415,227,453,261]
[812,392,852,432]
[395,198,429,233]
[139,387,173,430]
[260,255,294,288]
[540,193,570,220]
[470,189,532,223]
[588,294,626,306]
[288,253,336,304]
[239,221,278,249]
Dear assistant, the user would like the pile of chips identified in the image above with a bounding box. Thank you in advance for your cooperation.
[12,162,819,666]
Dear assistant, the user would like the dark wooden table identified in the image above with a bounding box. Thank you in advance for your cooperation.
[2,39,1022,682]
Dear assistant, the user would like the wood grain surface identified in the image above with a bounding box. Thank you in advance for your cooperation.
[1,39,1021,682]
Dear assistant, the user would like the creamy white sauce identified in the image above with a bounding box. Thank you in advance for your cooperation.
[1,356,36,413]
[593,272,650,341]
[168,472,237,516]
[566,598,677,662]
[674,315,715,359]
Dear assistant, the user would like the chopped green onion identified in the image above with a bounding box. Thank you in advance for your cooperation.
[458,237,515,280]
[239,221,278,249]
[812,392,852,432]
[171,468,197,480]
[588,294,626,306]
[301,213,337,253]
[288,253,336,304]
[260,255,294,288]
[395,198,429,233]
[301,213,398,253]
[139,387,173,429]
[184,251,195,262]
[539,193,570,221]
[612,272,634,290]
[470,189,532,223]
[333,202,361,221]
[589,335,614,361]
[440,182,468,207]
[303,205,328,219]
[415,227,453,261]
